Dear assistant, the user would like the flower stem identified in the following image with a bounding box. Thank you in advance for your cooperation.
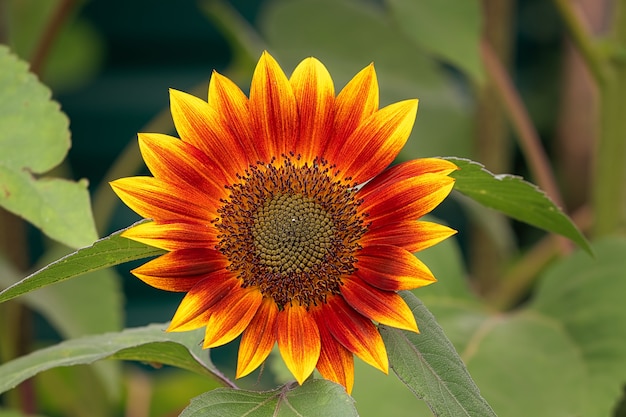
[29,0,77,76]
[480,40,571,253]
[593,1,626,236]
[552,0,606,85]
[470,0,515,294]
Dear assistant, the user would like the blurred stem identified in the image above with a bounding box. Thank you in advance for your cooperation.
[594,1,626,236]
[552,0,606,85]
[489,205,592,310]
[554,0,626,235]
[481,40,572,254]
[0,210,34,413]
[29,0,77,76]
[470,0,515,295]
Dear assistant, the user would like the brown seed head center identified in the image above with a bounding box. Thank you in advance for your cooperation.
[252,193,335,275]
[215,156,368,309]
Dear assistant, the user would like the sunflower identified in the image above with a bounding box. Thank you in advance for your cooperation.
[110,51,457,393]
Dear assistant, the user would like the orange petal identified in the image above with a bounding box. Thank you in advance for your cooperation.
[131,248,229,292]
[249,51,298,159]
[341,276,418,332]
[169,89,248,180]
[324,63,378,158]
[122,220,219,251]
[167,272,239,332]
[360,158,458,195]
[355,245,436,291]
[358,173,455,227]
[334,99,418,183]
[321,296,388,374]
[290,57,335,162]
[312,308,354,394]
[236,298,278,378]
[361,220,457,253]
[138,133,229,201]
[208,71,259,164]
[276,304,321,385]
[203,286,263,348]
[110,177,213,222]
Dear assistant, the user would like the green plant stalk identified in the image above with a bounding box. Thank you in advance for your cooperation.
[594,0,626,236]
[553,0,626,236]
[596,78,626,236]
[552,0,606,86]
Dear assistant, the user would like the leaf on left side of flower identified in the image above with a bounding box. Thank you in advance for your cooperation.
[0,45,97,249]
[179,379,357,417]
[0,323,231,395]
[0,222,164,304]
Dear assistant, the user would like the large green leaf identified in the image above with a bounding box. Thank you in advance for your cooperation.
[463,312,590,416]
[0,223,164,304]
[0,45,97,249]
[0,323,231,394]
[447,158,591,253]
[380,292,497,417]
[0,250,124,400]
[386,0,483,82]
[457,237,626,417]
[259,0,473,160]
[179,379,357,417]
[0,247,124,339]
[529,237,626,416]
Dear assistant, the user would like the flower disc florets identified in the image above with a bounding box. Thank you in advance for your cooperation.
[215,156,368,309]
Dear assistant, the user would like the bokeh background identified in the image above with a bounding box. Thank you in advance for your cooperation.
[3,0,625,416]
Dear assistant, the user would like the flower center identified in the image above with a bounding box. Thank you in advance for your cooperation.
[252,193,335,274]
[215,156,368,309]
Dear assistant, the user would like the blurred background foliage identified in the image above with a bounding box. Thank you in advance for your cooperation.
[1,0,625,416]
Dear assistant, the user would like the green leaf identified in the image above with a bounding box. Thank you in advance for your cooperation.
[259,0,473,159]
[447,158,591,253]
[0,247,124,338]
[179,379,357,417]
[0,222,165,304]
[0,249,124,400]
[380,292,498,417]
[463,312,590,417]
[351,357,434,417]
[0,323,231,394]
[0,45,97,248]
[386,0,483,82]
[529,237,626,417]
[457,237,626,417]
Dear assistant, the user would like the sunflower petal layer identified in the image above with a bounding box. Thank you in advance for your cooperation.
[314,309,355,394]
[277,304,321,384]
[322,296,388,374]
[203,286,263,348]
[110,51,458,393]
[237,298,278,378]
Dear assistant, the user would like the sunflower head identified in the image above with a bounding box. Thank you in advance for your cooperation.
[111,51,457,393]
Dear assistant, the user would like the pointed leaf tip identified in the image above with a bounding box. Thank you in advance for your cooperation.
[446,157,591,254]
